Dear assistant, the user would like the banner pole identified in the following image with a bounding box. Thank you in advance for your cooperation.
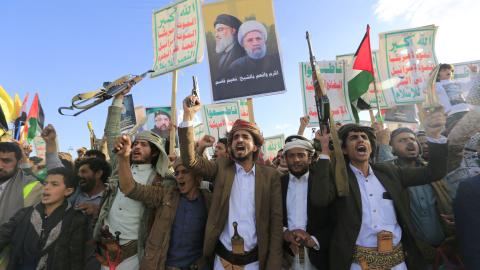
[247,98,255,123]
[169,70,178,154]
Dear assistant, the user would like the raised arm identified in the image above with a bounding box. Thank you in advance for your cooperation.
[104,87,132,164]
[400,109,448,187]
[309,131,336,207]
[372,122,395,163]
[195,135,215,156]
[178,95,218,178]
[113,134,166,207]
[41,124,64,169]
[297,116,310,136]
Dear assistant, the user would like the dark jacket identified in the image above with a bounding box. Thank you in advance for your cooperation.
[310,141,448,270]
[126,182,212,270]
[281,169,334,270]
[0,204,87,270]
[454,175,480,270]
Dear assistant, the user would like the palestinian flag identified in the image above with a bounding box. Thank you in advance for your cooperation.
[348,24,374,123]
[25,93,44,143]
[14,93,29,141]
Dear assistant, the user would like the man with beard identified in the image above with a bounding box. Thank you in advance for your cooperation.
[74,158,111,270]
[213,14,245,78]
[224,20,285,98]
[150,110,171,140]
[281,135,333,270]
[310,109,449,270]
[113,134,211,270]
[382,128,452,259]
[73,158,111,220]
[93,90,171,270]
[0,142,42,269]
[179,95,283,270]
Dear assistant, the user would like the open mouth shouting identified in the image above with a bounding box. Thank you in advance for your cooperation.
[235,145,246,155]
[356,144,369,156]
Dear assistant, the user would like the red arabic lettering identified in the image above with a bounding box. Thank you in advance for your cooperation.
[390,57,401,62]
[414,77,423,85]
[326,80,342,89]
[416,52,432,59]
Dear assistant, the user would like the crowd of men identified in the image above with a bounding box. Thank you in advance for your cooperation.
[0,62,479,270]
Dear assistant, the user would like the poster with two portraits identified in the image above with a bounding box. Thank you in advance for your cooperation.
[203,0,286,102]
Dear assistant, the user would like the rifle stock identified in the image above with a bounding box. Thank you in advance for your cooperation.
[306,31,330,134]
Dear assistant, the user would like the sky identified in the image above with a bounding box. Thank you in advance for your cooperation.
[1,0,479,157]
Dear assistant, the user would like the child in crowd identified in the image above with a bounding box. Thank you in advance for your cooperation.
[0,167,87,270]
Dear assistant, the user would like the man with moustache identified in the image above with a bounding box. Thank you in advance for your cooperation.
[213,14,245,77]
[225,20,285,99]
[94,90,171,270]
[375,127,453,266]
[150,110,171,140]
[385,128,452,250]
[114,134,211,270]
[0,142,42,269]
[281,135,333,270]
[310,109,449,270]
[179,95,283,270]
[72,158,111,270]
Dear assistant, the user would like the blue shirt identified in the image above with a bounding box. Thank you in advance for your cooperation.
[408,185,445,246]
[166,194,207,267]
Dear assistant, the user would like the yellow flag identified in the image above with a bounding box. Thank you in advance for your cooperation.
[0,86,14,122]
[13,94,22,120]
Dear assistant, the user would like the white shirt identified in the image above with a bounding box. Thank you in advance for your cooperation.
[349,164,407,270]
[436,76,479,116]
[286,171,320,252]
[105,164,153,244]
[287,172,309,231]
[214,163,259,270]
[0,179,11,198]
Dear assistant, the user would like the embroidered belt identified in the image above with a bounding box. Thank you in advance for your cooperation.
[353,243,405,269]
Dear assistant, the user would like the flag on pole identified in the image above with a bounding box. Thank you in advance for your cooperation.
[348,25,374,123]
[0,86,14,123]
[0,106,8,136]
[14,93,29,142]
[25,93,45,143]
[13,94,22,120]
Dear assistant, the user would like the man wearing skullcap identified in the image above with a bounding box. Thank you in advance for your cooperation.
[113,136,212,270]
[379,127,453,263]
[280,135,333,270]
[93,90,174,270]
[178,95,283,270]
[213,14,245,76]
[309,109,449,270]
